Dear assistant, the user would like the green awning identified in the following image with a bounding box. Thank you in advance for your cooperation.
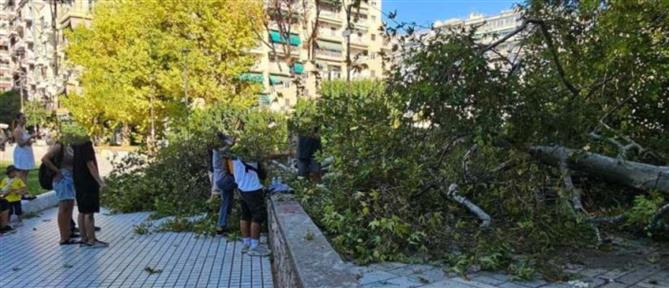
[269,30,301,46]
[292,63,304,74]
[316,40,342,51]
[289,34,301,46]
[239,72,263,83]
[269,75,283,85]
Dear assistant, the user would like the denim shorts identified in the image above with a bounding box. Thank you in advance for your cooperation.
[54,169,75,201]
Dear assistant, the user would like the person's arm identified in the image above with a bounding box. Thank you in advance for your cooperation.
[11,186,28,196]
[42,144,62,176]
[83,143,104,188]
[87,161,105,188]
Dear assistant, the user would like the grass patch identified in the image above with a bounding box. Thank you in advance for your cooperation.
[0,160,48,196]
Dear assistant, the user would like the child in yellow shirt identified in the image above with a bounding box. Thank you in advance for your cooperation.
[1,165,27,226]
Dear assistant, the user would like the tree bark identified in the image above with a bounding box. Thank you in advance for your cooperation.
[530,145,669,193]
[446,183,492,228]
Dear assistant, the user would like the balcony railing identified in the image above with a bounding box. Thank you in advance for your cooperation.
[319,10,342,22]
[315,48,342,59]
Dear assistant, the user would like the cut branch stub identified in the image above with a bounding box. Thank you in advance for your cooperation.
[446,183,492,228]
[530,145,669,193]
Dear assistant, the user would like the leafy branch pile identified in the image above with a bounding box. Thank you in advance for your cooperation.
[103,103,287,219]
[292,0,669,279]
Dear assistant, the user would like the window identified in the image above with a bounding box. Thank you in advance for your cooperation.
[370,70,376,78]
[370,52,376,59]
[371,34,376,41]
[372,16,376,22]
[330,27,336,36]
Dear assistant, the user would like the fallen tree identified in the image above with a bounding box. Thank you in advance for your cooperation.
[530,145,669,193]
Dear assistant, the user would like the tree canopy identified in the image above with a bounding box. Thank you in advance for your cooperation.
[64,0,265,142]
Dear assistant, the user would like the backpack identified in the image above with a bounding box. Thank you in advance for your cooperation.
[38,144,64,190]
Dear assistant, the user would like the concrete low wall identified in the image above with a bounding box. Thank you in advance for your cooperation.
[268,193,359,288]
[22,191,58,215]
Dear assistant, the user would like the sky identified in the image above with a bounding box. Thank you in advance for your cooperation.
[381,0,522,28]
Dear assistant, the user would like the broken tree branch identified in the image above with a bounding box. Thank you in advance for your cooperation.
[530,145,669,193]
[528,19,581,98]
[647,203,669,232]
[445,183,492,228]
[481,21,529,53]
[559,161,605,243]
[463,144,478,183]
[589,132,642,160]
[588,214,626,224]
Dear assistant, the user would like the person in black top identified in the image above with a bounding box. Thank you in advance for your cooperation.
[73,140,108,248]
[296,127,322,182]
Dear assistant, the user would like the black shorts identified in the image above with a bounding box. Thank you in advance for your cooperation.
[8,201,22,216]
[76,189,100,214]
[240,189,266,223]
[0,199,9,212]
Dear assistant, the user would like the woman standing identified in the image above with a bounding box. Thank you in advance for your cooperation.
[12,113,36,192]
[42,138,77,245]
[73,140,107,248]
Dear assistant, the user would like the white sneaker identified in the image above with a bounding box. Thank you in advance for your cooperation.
[248,245,271,257]
[241,243,250,254]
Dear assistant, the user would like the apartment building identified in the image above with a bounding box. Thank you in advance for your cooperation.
[249,0,386,111]
[4,0,56,108]
[0,7,12,92]
[434,9,524,63]
[1,0,93,110]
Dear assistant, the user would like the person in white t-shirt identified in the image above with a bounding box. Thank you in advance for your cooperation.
[218,134,271,257]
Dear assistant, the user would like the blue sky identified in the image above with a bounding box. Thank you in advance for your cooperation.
[381,0,522,28]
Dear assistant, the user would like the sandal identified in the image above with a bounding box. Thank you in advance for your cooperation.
[59,239,80,245]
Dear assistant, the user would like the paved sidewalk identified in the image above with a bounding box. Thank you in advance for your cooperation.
[352,260,669,288]
[0,208,273,288]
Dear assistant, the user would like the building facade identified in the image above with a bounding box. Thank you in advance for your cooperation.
[3,0,384,113]
[434,9,524,64]
[1,0,93,110]
[0,6,12,92]
[250,0,386,111]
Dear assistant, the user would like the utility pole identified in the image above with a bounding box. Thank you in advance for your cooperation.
[345,2,352,82]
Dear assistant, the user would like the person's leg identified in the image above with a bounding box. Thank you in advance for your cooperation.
[77,212,88,243]
[13,202,23,224]
[57,200,74,242]
[297,159,308,178]
[240,193,252,252]
[84,214,96,243]
[0,210,8,227]
[0,207,9,228]
[19,170,29,194]
[247,190,270,256]
[309,159,322,183]
[217,188,234,231]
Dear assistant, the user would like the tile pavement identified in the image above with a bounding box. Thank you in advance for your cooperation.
[0,207,273,288]
[351,261,669,288]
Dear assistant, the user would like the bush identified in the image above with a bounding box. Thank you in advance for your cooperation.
[103,103,287,218]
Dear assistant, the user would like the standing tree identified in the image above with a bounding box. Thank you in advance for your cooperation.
[64,0,265,144]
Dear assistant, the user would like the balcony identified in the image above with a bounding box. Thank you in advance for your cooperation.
[349,36,368,48]
[318,31,342,43]
[318,10,342,25]
[315,48,342,61]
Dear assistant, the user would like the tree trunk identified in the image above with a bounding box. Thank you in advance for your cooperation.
[530,145,669,192]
